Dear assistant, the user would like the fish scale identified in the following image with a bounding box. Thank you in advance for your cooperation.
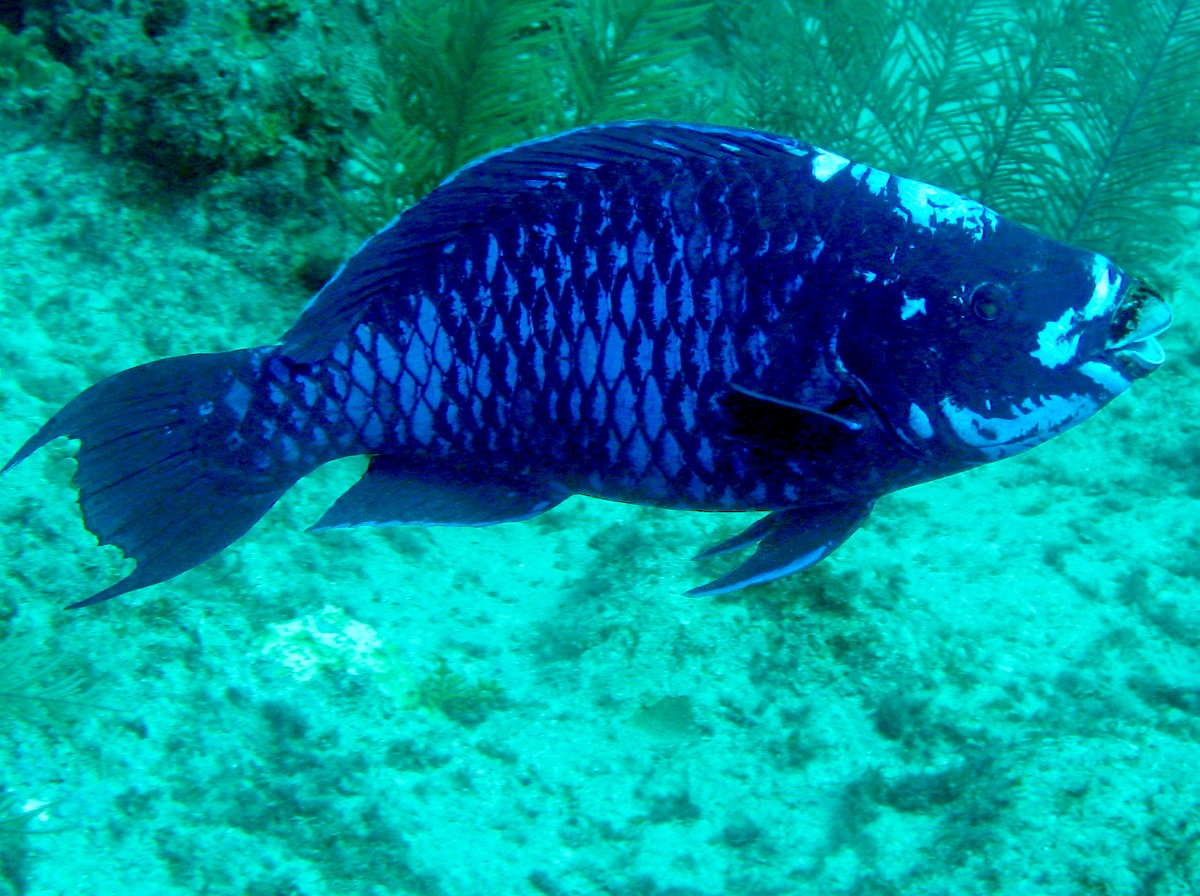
[4,121,1170,606]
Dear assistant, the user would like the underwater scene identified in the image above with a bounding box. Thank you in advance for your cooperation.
[1,0,1199,893]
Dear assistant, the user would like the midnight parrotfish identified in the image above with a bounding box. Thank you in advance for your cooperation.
[6,122,1171,607]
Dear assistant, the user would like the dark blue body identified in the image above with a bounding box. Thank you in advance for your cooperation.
[6,122,1169,604]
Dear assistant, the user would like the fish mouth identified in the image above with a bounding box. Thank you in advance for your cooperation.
[1107,278,1171,371]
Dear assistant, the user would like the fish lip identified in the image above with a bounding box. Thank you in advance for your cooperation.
[1106,279,1171,371]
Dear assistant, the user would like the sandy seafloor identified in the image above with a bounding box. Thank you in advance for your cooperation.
[2,115,1200,896]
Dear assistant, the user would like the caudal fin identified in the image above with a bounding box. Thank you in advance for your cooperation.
[5,348,302,608]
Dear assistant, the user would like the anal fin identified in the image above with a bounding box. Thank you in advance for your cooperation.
[312,455,569,529]
[689,499,874,596]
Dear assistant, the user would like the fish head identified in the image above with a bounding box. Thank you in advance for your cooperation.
[834,223,1171,467]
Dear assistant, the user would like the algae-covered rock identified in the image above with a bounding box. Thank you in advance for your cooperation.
[0,25,77,110]
[40,0,357,179]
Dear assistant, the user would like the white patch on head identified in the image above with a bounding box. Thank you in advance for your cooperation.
[1078,360,1131,395]
[901,296,926,320]
[850,163,891,196]
[1032,308,1082,368]
[939,393,1098,460]
[1083,256,1122,320]
[893,177,999,241]
[908,403,934,439]
[811,150,850,182]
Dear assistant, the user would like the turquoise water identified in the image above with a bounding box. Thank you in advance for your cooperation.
[3,3,1200,895]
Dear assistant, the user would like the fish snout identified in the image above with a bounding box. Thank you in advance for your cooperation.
[1108,279,1171,371]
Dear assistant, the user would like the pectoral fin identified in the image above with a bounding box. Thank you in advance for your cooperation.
[729,382,867,432]
[689,499,874,596]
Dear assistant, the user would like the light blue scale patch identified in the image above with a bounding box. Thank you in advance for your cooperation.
[485,234,500,282]
[475,355,492,399]
[363,412,384,447]
[425,363,445,411]
[416,297,439,347]
[632,230,653,280]
[662,327,682,374]
[605,431,621,464]
[614,378,636,439]
[619,276,636,325]
[224,380,252,421]
[300,376,319,407]
[590,386,608,426]
[529,342,546,387]
[403,333,429,396]
[376,333,401,384]
[503,353,518,391]
[330,368,349,400]
[601,326,624,385]
[411,397,434,445]
[633,330,653,377]
[433,326,453,373]
[351,351,375,397]
[651,280,668,326]
[397,371,418,416]
[642,377,664,440]
[628,431,651,477]
[345,383,372,429]
[679,389,697,431]
[659,430,683,478]
[280,434,299,464]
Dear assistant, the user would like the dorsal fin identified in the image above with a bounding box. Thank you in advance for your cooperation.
[281,121,817,361]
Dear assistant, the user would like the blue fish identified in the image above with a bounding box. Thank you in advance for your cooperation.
[5,122,1171,607]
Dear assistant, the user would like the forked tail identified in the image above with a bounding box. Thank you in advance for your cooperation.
[4,348,311,607]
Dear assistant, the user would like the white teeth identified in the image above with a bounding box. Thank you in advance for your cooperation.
[1119,336,1165,367]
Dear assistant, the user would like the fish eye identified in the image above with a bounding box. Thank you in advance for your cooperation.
[970,283,1007,321]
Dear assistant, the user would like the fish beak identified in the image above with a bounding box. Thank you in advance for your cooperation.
[1108,279,1171,370]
